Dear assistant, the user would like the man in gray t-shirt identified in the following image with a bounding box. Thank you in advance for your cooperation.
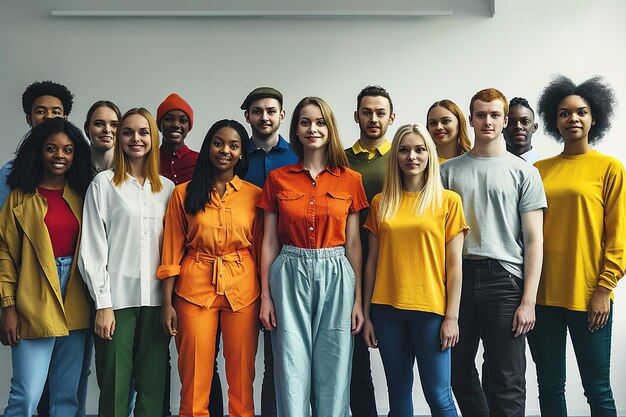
[440,88,546,417]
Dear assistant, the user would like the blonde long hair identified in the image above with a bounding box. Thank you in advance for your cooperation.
[112,107,163,193]
[378,124,443,222]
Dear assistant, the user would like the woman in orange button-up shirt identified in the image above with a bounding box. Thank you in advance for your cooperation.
[158,119,262,417]
[258,97,368,417]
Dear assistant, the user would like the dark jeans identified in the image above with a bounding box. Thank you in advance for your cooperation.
[209,325,224,417]
[528,304,616,417]
[451,259,526,417]
[374,305,458,417]
[350,324,378,417]
[261,330,277,417]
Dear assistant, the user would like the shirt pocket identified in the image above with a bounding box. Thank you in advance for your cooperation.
[276,191,305,217]
[326,191,353,223]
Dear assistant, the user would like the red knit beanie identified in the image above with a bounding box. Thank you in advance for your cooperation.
[156,93,194,131]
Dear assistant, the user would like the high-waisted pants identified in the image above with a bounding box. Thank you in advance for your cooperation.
[270,245,356,417]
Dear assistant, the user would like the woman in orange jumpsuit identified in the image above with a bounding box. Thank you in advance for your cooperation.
[158,119,261,417]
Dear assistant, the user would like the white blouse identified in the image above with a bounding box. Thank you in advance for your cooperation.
[79,169,174,310]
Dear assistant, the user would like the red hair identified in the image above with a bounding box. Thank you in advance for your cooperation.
[469,88,509,117]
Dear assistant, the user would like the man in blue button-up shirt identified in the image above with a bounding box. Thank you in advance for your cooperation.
[241,87,297,189]
[240,87,297,417]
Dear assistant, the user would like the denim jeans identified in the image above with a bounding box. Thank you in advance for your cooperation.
[451,259,526,417]
[4,256,87,417]
[528,304,616,417]
[373,305,458,417]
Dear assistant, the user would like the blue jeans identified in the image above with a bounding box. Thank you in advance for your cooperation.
[373,305,458,417]
[451,259,526,417]
[528,304,616,417]
[4,256,87,417]
[77,319,94,417]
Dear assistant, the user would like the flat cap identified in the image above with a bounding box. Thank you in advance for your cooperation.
[240,87,283,110]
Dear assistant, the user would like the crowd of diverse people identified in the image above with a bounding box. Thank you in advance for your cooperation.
[0,78,623,417]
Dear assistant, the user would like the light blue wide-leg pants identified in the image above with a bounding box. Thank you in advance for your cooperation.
[270,245,356,417]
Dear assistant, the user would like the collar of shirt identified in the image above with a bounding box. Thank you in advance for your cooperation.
[127,173,153,188]
[287,161,341,177]
[211,175,244,198]
[351,139,391,160]
[248,135,290,154]
[223,175,243,192]
[160,143,192,159]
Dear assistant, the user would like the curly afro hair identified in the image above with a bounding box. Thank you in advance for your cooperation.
[8,118,94,196]
[537,75,615,144]
[21,80,74,116]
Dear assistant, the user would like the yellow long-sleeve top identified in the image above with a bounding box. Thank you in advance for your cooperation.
[535,150,626,311]
[364,190,468,316]
[157,177,262,311]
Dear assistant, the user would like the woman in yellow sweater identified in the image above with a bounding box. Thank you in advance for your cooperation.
[362,124,468,417]
[531,75,625,417]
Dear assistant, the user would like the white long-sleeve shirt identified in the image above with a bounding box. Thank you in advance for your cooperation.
[79,169,174,310]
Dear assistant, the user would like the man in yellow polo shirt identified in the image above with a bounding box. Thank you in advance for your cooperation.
[345,85,395,417]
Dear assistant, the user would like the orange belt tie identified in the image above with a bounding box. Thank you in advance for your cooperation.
[187,249,246,295]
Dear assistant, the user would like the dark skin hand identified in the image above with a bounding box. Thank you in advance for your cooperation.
[0,306,20,346]
[588,286,611,331]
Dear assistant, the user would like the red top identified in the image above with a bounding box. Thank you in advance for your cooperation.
[38,187,79,258]
[258,162,368,249]
[159,144,199,185]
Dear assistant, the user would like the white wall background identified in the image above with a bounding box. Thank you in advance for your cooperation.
[1,0,625,415]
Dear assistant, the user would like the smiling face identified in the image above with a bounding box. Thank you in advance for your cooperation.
[41,132,74,182]
[160,109,190,146]
[470,99,508,143]
[119,114,152,161]
[354,95,395,141]
[296,104,329,152]
[208,126,242,175]
[245,97,285,140]
[397,132,429,181]
[556,95,594,144]
[28,95,66,127]
[427,105,459,148]
[503,105,537,155]
[87,106,119,152]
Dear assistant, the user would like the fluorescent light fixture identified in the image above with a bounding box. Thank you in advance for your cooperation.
[51,9,454,18]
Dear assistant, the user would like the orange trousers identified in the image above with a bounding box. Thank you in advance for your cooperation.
[174,295,260,417]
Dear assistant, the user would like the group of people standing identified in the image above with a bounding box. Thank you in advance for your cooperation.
[0,76,623,417]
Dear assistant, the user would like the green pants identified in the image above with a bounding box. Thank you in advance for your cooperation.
[94,306,169,417]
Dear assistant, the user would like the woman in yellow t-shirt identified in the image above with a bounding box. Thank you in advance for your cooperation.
[531,75,625,417]
[362,124,468,417]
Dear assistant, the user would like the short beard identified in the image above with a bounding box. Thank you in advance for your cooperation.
[359,123,386,140]
[251,125,279,141]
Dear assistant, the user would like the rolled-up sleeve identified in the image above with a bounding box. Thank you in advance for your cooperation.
[158,186,188,279]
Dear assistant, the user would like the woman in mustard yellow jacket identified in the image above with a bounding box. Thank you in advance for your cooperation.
[0,118,94,417]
